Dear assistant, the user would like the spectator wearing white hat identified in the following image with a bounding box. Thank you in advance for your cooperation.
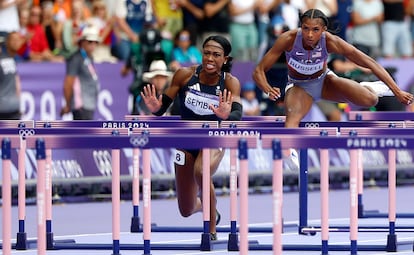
[60,25,101,120]
[137,59,173,115]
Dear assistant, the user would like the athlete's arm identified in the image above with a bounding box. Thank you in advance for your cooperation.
[326,32,401,96]
[253,29,296,98]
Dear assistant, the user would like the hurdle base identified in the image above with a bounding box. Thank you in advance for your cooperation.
[47,232,54,250]
[130,216,142,233]
[200,233,228,251]
[22,238,77,249]
[386,234,397,252]
[227,233,239,251]
[15,232,27,250]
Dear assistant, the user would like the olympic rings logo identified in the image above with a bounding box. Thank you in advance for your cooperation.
[18,129,35,139]
[129,135,149,147]
[303,122,320,128]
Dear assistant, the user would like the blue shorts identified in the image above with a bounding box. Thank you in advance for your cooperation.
[285,70,334,100]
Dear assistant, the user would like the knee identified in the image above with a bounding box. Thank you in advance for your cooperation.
[361,93,379,107]
[178,205,196,218]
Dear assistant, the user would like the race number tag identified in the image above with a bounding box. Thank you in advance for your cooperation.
[174,150,185,165]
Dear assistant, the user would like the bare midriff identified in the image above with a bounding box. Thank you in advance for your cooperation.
[288,66,327,81]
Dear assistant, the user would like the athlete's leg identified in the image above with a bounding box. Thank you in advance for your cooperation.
[284,84,314,127]
[174,150,201,217]
[283,85,314,170]
[322,74,378,106]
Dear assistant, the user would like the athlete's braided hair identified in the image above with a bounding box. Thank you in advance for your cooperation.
[300,9,329,27]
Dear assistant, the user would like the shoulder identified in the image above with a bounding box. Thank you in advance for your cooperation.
[280,29,298,41]
[325,31,348,53]
[271,29,298,52]
[172,65,197,84]
[224,72,241,93]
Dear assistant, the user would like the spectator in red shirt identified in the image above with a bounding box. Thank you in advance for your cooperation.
[26,5,63,62]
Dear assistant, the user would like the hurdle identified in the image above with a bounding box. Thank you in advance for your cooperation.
[349,111,414,121]
[0,121,34,250]
[36,120,221,235]
[301,127,414,233]
[19,132,257,254]
[346,113,414,219]
[129,125,338,251]
[0,126,129,253]
[219,119,406,235]
[253,134,414,254]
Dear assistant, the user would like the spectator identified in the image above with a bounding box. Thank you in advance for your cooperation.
[258,0,300,59]
[0,0,23,40]
[52,0,68,22]
[111,0,152,61]
[16,7,31,60]
[41,0,62,54]
[138,59,173,114]
[61,0,88,58]
[121,26,171,114]
[26,5,63,62]
[0,32,22,120]
[169,29,202,71]
[305,0,337,30]
[382,0,412,58]
[330,0,352,41]
[351,0,383,59]
[199,0,231,48]
[87,0,117,63]
[241,81,260,116]
[256,0,279,61]
[228,0,259,62]
[409,0,414,53]
[152,0,183,40]
[176,0,205,45]
[60,25,101,120]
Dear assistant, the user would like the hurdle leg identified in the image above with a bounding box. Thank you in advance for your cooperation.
[200,148,212,251]
[386,149,397,252]
[227,148,239,251]
[130,148,142,232]
[238,140,249,255]
[16,138,27,250]
[320,148,330,255]
[298,148,309,234]
[272,140,283,255]
[2,139,12,255]
[357,149,365,218]
[36,139,47,255]
[112,149,121,255]
[349,149,358,255]
[142,149,151,255]
[45,149,54,249]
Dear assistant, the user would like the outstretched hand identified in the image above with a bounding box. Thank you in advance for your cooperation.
[396,90,414,105]
[140,84,162,113]
[210,89,233,120]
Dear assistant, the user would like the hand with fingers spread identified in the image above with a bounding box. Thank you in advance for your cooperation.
[141,84,162,113]
[210,89,233,120]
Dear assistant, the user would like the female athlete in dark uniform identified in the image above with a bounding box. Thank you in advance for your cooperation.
[141,35,242,240]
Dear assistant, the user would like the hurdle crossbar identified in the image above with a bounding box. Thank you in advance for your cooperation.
[349,111,414,121]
